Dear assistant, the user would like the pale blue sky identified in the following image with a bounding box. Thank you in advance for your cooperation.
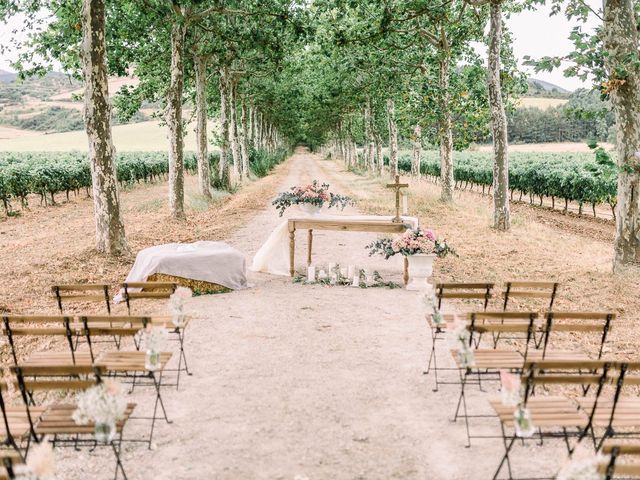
[0,3,600,92]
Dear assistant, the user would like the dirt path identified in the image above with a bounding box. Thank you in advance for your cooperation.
[54,149,565,480]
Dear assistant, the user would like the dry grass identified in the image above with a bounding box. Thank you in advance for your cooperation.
[0,162,290,317]
[0,119,218,151]
[318,158,640,357]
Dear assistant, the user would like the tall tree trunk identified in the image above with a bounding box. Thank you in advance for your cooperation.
[363,105,370,169]
[603,0,640,270]
[367,100,375,174]
[375,133,383,176]
[439,57,454,202]
[412,124,422,177]
[488,0,510,230]
[240,101,250,180]
[81,0,127,254]
[228,78,241,181]
[219,66,230,186]
[387,98,398,177]
[166,16,187,219]
[194,55,212,199]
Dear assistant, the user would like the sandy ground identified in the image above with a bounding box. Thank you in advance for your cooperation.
[7,149,638,479]
[47,150,571,480]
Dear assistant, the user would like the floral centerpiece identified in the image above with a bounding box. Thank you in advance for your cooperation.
[272,180,353,216]
[141,325,168,371]
[168,287,192,327]
[72,381,128,444]
[367,228,455,291]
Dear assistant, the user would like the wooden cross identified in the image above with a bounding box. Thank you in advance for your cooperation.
[386,175,409,223]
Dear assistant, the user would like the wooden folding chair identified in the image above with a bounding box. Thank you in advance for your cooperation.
[51,284,112,314]
[425,282,494,391]
[120,282,176,315]
[11,365,133,480]
[119,282,191,384]
[599,440,640,479]
[502,281,559,311]
[76,316,174,448]
[0,379,46,459]
[451,312,539,447]
[490,360,614,480]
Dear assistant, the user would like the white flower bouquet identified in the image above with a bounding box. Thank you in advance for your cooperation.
[72,381,128,443]
[141,325,169,371]
[168,287,192,326]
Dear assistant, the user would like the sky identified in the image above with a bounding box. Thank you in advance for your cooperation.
[0,3,601,92]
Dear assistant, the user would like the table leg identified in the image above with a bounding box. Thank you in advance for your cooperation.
[307,229,313,266]
[289,229,295,277]
[403,257,409,286]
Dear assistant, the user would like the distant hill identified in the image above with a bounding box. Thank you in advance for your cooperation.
[0,70,17,83]
[526,78,571,98]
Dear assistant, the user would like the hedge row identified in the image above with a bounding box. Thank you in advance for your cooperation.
[397,151,618,212]
[0,148,288,212]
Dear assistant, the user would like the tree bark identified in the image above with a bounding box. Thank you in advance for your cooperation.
[439,57,455,202]
[166,16,187,219]
[488,0,510,230]
[240,100,250,180]
[412,124,422,178]
[375,132,384,176]
[603,0,640,270]
[387,99,398,177]
[81,0,127,254]
[228,78,241,181]
[218,66,230,186]
[194,55,212,199]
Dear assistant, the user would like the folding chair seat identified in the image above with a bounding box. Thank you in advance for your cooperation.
[425,282,494,391]
[51,284,111,314]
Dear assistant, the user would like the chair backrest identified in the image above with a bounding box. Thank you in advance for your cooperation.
[1,315,76,366]
[503,281,559,310]
[79,315,151,361]
[600,440,640,479]
[51,284,111,314]
[467,311,538,355]
[539,312,615,359]
[434,283,494,311]
[121,282,176,314]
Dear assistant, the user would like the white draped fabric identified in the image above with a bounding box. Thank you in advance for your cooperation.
[115,241,249,302]
[250,214,419,277]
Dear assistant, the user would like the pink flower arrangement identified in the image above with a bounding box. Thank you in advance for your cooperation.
[367,228,455,259]
[273,180,353,216]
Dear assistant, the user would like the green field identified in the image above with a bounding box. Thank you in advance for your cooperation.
[0,120,218,152]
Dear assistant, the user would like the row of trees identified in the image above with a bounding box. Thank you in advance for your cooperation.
[304,0,639,271]
[2,0,638,270]
[2,0,305,254]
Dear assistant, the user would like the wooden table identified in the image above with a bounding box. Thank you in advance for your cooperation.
[287,217,411,283]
